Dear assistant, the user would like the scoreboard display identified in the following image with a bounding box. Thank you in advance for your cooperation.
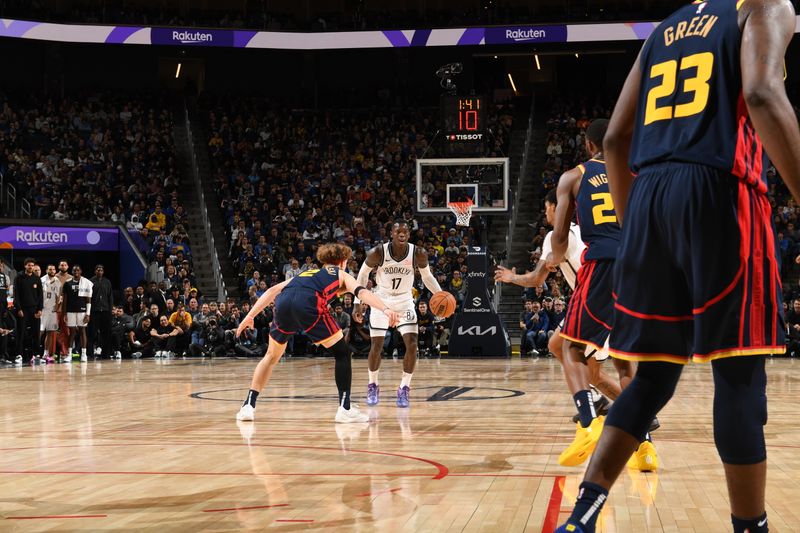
[441,95,486,156]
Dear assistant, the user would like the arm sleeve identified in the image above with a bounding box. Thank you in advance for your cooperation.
[419,265,442,294]
[353,262,373,304]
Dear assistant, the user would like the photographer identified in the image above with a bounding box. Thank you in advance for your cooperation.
[189,316,228,357]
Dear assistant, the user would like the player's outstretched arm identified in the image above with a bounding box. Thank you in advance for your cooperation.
[605,51,642,225]
[340,270,400,327]
[236,279,290,337]
[740,0,800,203]
[494,260,549,288]
[416,247,443,294]
[547,168,580,267]
[353,246,381,308]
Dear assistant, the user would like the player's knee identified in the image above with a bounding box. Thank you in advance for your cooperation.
[329,338,351,362]
[606,362,681,441]
[548,333,562,358]
[712,357,767,464]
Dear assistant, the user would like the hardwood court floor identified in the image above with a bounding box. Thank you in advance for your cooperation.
[1,356,799,532]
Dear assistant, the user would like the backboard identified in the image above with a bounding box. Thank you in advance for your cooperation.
[416,157,510,214]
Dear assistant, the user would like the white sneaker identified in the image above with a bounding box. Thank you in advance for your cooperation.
[132,352,143,359]
[236,404,255,421]
[335,405,369,424]
[114,351,122,359]
[80,353,88,363]
[14,355,22,367]
[154,351,162,358]
[94,347,102,355]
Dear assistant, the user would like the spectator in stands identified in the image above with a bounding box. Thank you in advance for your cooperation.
[285,259,301,280]
[130,316,155,358]
[331,303,350,339]
[417,300,437,356]
[151,314,180,358]
[169,302,193,356]
[786,299,800,357]
[347,306,371,357]
[0,305,16,365]
[524,301,550,356]
[519,300,535,354]
[110,305,134,358]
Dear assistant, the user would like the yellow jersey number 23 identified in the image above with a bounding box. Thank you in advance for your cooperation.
[644,52,714,126]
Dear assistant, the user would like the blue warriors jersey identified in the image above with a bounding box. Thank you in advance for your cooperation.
[575,159,621,260]
[630,0,768,192]
[287,266,341,304]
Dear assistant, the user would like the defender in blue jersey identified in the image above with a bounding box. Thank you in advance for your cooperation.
[234,244,400,424]
[546,120,649,470]
[557,1,800,532]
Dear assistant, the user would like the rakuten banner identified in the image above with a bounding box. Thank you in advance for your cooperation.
[485,25,567,44]
[0,226,118,251]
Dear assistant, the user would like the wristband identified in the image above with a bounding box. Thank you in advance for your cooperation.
[85,303,92,316]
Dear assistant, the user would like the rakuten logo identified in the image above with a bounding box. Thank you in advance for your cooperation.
[172,30,213,44]
[16,230,68,245]
[505,28,547,41]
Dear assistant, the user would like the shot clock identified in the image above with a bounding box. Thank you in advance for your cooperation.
[440,95,486,156]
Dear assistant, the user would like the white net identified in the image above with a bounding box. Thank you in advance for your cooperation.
[448,202,474,227]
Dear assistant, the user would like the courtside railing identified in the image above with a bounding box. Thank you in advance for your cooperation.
[494,94,535,310]
[183,105,227,303]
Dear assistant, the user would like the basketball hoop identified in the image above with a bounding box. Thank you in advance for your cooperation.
[448,199,474,227]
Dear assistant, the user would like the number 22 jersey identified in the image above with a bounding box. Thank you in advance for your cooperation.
[630,0,768,192]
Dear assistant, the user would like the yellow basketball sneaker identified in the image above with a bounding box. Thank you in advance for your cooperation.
[627,440,659,472]
[558,416,605,467]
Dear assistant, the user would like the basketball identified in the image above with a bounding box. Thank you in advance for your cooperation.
[429,291,457,317]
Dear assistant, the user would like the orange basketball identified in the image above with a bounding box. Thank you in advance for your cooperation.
[429,291,457,318]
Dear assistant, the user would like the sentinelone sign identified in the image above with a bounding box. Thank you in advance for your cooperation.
[0,18,739,50]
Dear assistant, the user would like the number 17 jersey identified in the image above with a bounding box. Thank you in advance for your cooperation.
[630,0,767,192]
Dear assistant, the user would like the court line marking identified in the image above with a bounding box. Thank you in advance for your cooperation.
[541,476,566,533]
[203,503,289,513]
[0,441,449,479]
[275,519,314,523]
[5,514,107,520]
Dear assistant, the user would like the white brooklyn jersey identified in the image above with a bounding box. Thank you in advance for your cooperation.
[542,223,585,290]
[41,275,62,312]
[375,242,416,299]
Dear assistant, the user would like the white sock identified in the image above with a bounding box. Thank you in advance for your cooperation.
[400,372,413,388]
[81,348,86,356]
[368,370,379,385]
[43,349,49,358]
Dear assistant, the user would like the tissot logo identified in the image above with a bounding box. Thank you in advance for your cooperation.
[172,30,213,44]
[505,28,547,41]
[448,133,483,141]
[457,325,497,336]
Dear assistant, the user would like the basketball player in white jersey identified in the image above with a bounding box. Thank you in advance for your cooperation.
[355,220,443,408]
[495,189,657,471]
[40,264,62,364]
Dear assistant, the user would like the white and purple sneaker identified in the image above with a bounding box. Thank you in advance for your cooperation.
[366,383,380,406]
[396,386,410,408]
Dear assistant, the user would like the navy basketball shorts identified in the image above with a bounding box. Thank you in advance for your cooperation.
[561,259,614,353]
[611,162,785,364]
[270,289,341,345]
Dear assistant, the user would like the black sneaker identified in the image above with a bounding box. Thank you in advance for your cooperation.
[649,416,660,432]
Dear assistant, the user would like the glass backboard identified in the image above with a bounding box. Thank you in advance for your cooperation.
[416,157,509,214]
